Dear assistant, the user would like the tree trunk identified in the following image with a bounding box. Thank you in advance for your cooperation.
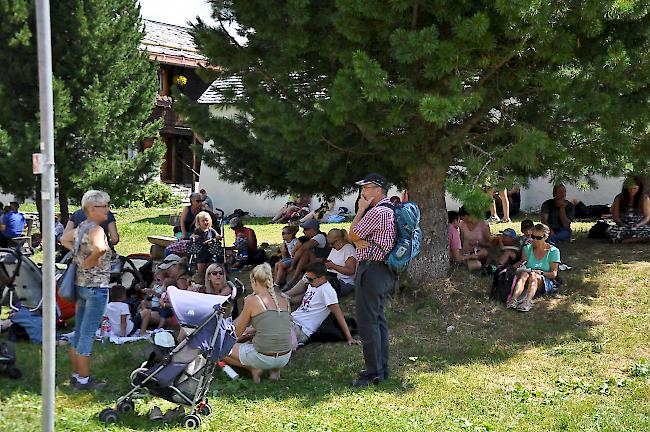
[406,162,450,285]
[59,188,69,225]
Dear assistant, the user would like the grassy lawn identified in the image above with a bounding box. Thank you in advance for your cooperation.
[1,208,648,431]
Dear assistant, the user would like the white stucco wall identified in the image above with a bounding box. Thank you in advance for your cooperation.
[197,166,623,217]
[519,175,622,211]
[197,105,622,215]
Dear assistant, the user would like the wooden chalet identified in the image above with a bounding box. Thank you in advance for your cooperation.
[140,19,212,188]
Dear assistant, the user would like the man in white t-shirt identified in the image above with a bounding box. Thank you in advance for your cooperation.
[289,261,360,347]
[105,285,135,337]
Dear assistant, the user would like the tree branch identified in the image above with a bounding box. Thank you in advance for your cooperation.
[411,2,419,28]
[321,135,373,155]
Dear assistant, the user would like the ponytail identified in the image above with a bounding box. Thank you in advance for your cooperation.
[251,263,282,314]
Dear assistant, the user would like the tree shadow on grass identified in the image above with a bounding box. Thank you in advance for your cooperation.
[2,239,649,428]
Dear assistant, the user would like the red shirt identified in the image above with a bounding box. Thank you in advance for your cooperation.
[352,198,396,262]
[234,226,257,251]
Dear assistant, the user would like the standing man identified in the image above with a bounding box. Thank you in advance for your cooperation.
[200,188,214,212]
[540,184,575,244]
[349,173,396,387]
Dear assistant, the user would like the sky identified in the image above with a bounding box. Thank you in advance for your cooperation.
[138,0,217,27]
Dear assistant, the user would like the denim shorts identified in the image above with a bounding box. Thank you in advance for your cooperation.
[280,257,293,267]
[71,286,109,356]
[238,343,291,370]
[541,276,559,295]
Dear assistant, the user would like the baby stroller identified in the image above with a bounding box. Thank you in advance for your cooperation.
[0,243,45,312]
[99,286,237,429]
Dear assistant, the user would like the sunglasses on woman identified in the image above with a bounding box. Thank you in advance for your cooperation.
[531,235,545,240]
[210,271,224,276]
[281,231,290,235]
[304,275,316,282]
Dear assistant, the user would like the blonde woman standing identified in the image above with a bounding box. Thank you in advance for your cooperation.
[224,263,291,383]
[59,190,112,390]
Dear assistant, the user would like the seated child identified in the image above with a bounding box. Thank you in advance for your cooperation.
[105,285,135,337]
[136,270,174,333]
[496,219,534,266]
[231,234,249,269]
[287,261,359,347]
[192,210,222,274]
[274,225,300,286]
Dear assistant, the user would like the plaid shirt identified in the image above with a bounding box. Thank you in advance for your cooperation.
[352,197,396,262]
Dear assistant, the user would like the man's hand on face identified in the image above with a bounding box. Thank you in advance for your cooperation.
[357,195,373,212]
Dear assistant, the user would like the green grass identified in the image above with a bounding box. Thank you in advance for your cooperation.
[1,208,648,431]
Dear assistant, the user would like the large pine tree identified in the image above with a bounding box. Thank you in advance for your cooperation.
[184,1,650,284]
[0,0,162,218]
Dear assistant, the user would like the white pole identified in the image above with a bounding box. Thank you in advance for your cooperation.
[35,0,56,430]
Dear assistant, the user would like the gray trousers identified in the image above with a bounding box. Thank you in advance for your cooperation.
[355,260,394,377]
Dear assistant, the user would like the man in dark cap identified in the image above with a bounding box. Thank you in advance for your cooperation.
[286,219,331,285]
[349,173,396,387]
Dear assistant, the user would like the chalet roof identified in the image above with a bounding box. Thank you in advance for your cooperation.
[197,76,244,104]
[141,19,207,68]
[197,73,329,105]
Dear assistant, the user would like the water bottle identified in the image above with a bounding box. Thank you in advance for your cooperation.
[217,361,239,380]
[101,316,111,344]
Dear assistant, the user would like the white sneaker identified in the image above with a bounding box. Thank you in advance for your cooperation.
[486,216,501,224]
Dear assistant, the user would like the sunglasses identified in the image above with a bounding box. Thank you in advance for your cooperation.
[94,205,108,208]
[281,231,291,235]
[210,271,224,276]
[531,235,545,240]
[304,275,317,282]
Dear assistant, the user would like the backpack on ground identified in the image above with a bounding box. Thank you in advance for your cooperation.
[491,265,518,303]
[379,202,422,274]
[588,220,611,239]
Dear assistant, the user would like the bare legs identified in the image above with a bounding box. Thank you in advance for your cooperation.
[499,189,511,222]
[465,248,488,271]
[223,344,264,383]
[69,348,91,378]
[489,189,510,222]
[275,261,290,286]
[283,279,308,305]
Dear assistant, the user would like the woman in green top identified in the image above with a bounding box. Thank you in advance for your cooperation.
[224,263,291,383]
[508,223,560,312]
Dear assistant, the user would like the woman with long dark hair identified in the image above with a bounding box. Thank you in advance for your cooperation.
[608,176,650,243]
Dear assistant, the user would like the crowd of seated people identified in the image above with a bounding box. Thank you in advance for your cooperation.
[22,176,649,388]
[270,194,311,224]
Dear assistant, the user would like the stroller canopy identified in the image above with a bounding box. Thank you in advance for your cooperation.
[167,287,229,327]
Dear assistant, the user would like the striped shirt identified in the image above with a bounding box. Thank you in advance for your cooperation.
[352,198,396,262]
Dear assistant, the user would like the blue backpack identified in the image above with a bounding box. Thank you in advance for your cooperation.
[379,202,422,273]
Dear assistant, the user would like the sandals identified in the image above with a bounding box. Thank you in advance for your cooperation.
[516,299,533,312]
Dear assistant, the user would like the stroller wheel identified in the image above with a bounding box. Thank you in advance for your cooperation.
[199,403,212,417]
[99,408,119,424]
[117,399,135,415]
[182,414,202,429]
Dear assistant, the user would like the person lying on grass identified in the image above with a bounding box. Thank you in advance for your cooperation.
[287,261,360,348]
[507,223,560,312]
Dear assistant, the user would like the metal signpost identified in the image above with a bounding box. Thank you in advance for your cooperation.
[35,0,56,430]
